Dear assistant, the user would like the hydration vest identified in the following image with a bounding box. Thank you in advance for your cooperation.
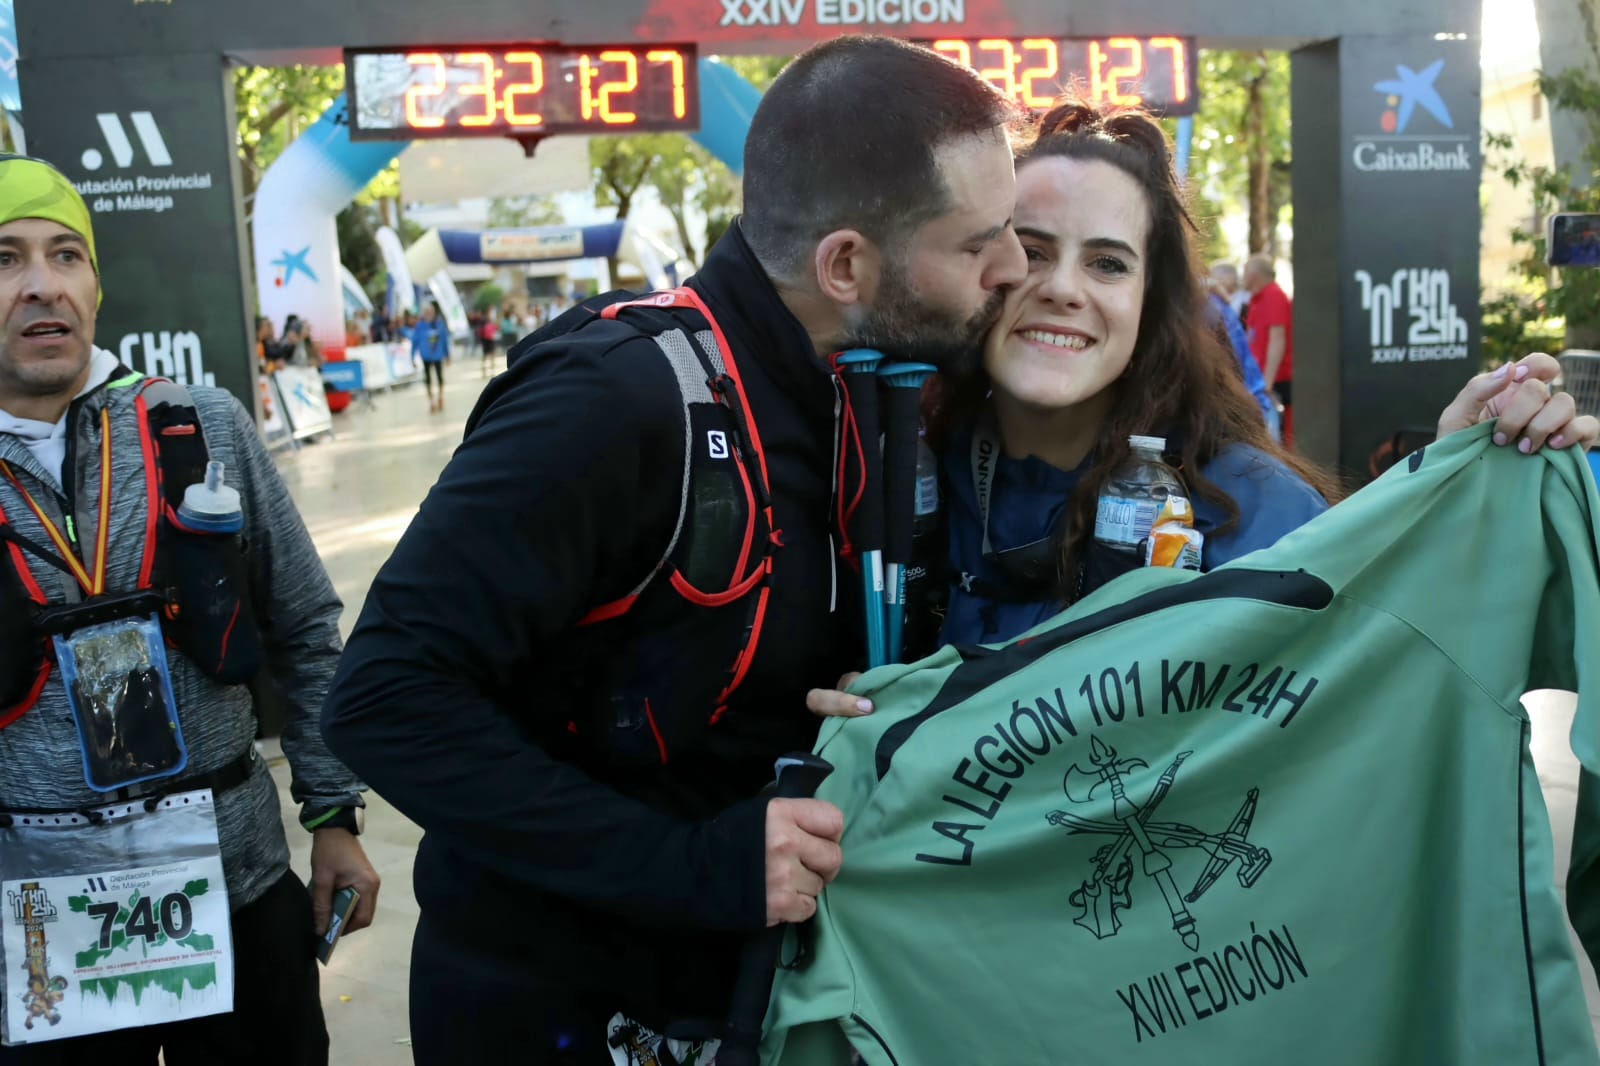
[508,288,780,769]
[0,376,264,730]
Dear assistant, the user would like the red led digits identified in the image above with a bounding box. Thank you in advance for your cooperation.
[1089,38,1146,108]
[1018,38,1060,109]
[502,51,546,127]
[1150,38,1189,104]
[457,52,497,127]
[403,53,447,129]
[920,37,1196,117]
[350,43,699,139]
[646,50,688,120]
[974,38,1019,100]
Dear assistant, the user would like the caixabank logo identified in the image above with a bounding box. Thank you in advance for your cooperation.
[1352,59,1473,175]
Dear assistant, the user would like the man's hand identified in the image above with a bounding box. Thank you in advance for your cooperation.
[308,828,381,937]
[1437,353,1600,452]
[765,798,845,926]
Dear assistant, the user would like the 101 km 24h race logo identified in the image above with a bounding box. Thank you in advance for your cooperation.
[1048,737,1271,950]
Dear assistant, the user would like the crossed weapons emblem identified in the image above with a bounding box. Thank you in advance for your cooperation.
[1047,735,1272,951]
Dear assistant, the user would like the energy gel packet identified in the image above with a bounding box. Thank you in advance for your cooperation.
[1143,496,1203,570]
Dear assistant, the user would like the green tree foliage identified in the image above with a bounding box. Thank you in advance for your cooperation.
[233,65,344,221]
[591,134,671,279]
[1484,65,1600,357]
[487,195,566,229]
[335,202,385,295]
[587,55,784,273]
[473,284,507,312]
[235,64,409,301]
[592,133,743,271]
[718,55,790,91]
[1177,51,1292,262]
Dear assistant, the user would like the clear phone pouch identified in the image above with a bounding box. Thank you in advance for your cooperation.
[52,614,188,792]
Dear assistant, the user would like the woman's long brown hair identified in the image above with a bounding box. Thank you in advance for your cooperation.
[928,98,1343,602]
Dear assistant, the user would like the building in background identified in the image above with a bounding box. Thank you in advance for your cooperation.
[1479,2,1554,295]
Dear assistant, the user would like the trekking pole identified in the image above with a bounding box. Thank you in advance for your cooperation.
[837,350,889,667]
[721,752,837,1066]
[877,362,936,663]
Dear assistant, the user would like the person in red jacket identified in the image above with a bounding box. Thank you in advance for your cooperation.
[1244,254,1294,442]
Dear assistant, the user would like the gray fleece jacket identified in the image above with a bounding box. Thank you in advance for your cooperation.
[0,353,363,909]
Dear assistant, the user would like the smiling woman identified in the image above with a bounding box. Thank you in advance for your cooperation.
[923,98,1341,647]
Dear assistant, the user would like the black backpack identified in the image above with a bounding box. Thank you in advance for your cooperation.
[500,288,780,768]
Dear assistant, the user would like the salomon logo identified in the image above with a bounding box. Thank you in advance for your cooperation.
[707,431,730,459]
[81,113,172,171]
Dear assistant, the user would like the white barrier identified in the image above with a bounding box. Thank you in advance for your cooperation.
[347,342,393,390]
[273,365,333,440]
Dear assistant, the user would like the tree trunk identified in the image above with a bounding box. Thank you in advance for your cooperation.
[1534,0,1600,177]
[1534,0,1600,348]
[1245,53,1272,255]
[666,203,698,266]
[606,191,633,289]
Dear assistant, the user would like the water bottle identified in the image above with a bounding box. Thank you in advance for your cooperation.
[169,459,262,681]
[177,461,243,534]
[1094,436,1187,557]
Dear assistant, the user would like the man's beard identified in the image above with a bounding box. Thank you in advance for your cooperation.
[840,260,1003,375]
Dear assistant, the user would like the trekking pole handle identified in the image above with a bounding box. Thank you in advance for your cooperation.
[721,752,837,1066]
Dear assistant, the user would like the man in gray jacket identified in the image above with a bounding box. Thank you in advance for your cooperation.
[0,154,376,1064]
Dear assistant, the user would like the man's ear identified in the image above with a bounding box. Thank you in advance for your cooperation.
[813,229,882,308]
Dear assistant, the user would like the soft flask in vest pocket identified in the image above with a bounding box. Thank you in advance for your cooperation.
[570,303,775,769]
[141,384,264,684]
[1077,537,1147,600]
[161,521,263,683]
[582,412,762,769]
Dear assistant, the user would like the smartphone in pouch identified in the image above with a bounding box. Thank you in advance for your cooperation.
[316,886,360,965]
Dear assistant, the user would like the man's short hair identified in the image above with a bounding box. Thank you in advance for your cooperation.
[742,36,1017,281]
[1244,255,1275,280]
[1210,261,1239,285]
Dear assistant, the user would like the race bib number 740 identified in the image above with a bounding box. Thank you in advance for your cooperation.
[3,856,233,1044]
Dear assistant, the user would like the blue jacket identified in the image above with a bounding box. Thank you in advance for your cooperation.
[411,319,450,363]
[1210,292,1280,434]
[940,430,1328,645]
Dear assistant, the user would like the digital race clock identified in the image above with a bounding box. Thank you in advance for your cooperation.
[345,43,700,140]
[925,37,1198,117]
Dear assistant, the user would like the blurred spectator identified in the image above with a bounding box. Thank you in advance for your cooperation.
[1210,260,1250,319]
[1243,256,1294,445]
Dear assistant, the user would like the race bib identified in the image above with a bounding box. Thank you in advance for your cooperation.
[0,791,234,1044]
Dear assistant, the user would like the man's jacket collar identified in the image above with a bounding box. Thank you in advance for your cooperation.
[689,222,836,417]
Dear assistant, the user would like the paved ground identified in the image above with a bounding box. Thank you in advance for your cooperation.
[263,366,1600,1063]
[268,366,488,1066]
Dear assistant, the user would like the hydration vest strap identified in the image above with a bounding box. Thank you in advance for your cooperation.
[579,594,640,627]
[0,408,116,598]
[589,289,780,717]
[0,523,79,581]
[828,352,869,568]
[0,662,51,732]
[603,288,776,513]
[133,389,163,588]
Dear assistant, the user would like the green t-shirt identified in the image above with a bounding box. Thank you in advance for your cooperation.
[764,427,1600,1066]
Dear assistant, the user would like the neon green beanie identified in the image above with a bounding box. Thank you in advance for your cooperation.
[0,153,100,304]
